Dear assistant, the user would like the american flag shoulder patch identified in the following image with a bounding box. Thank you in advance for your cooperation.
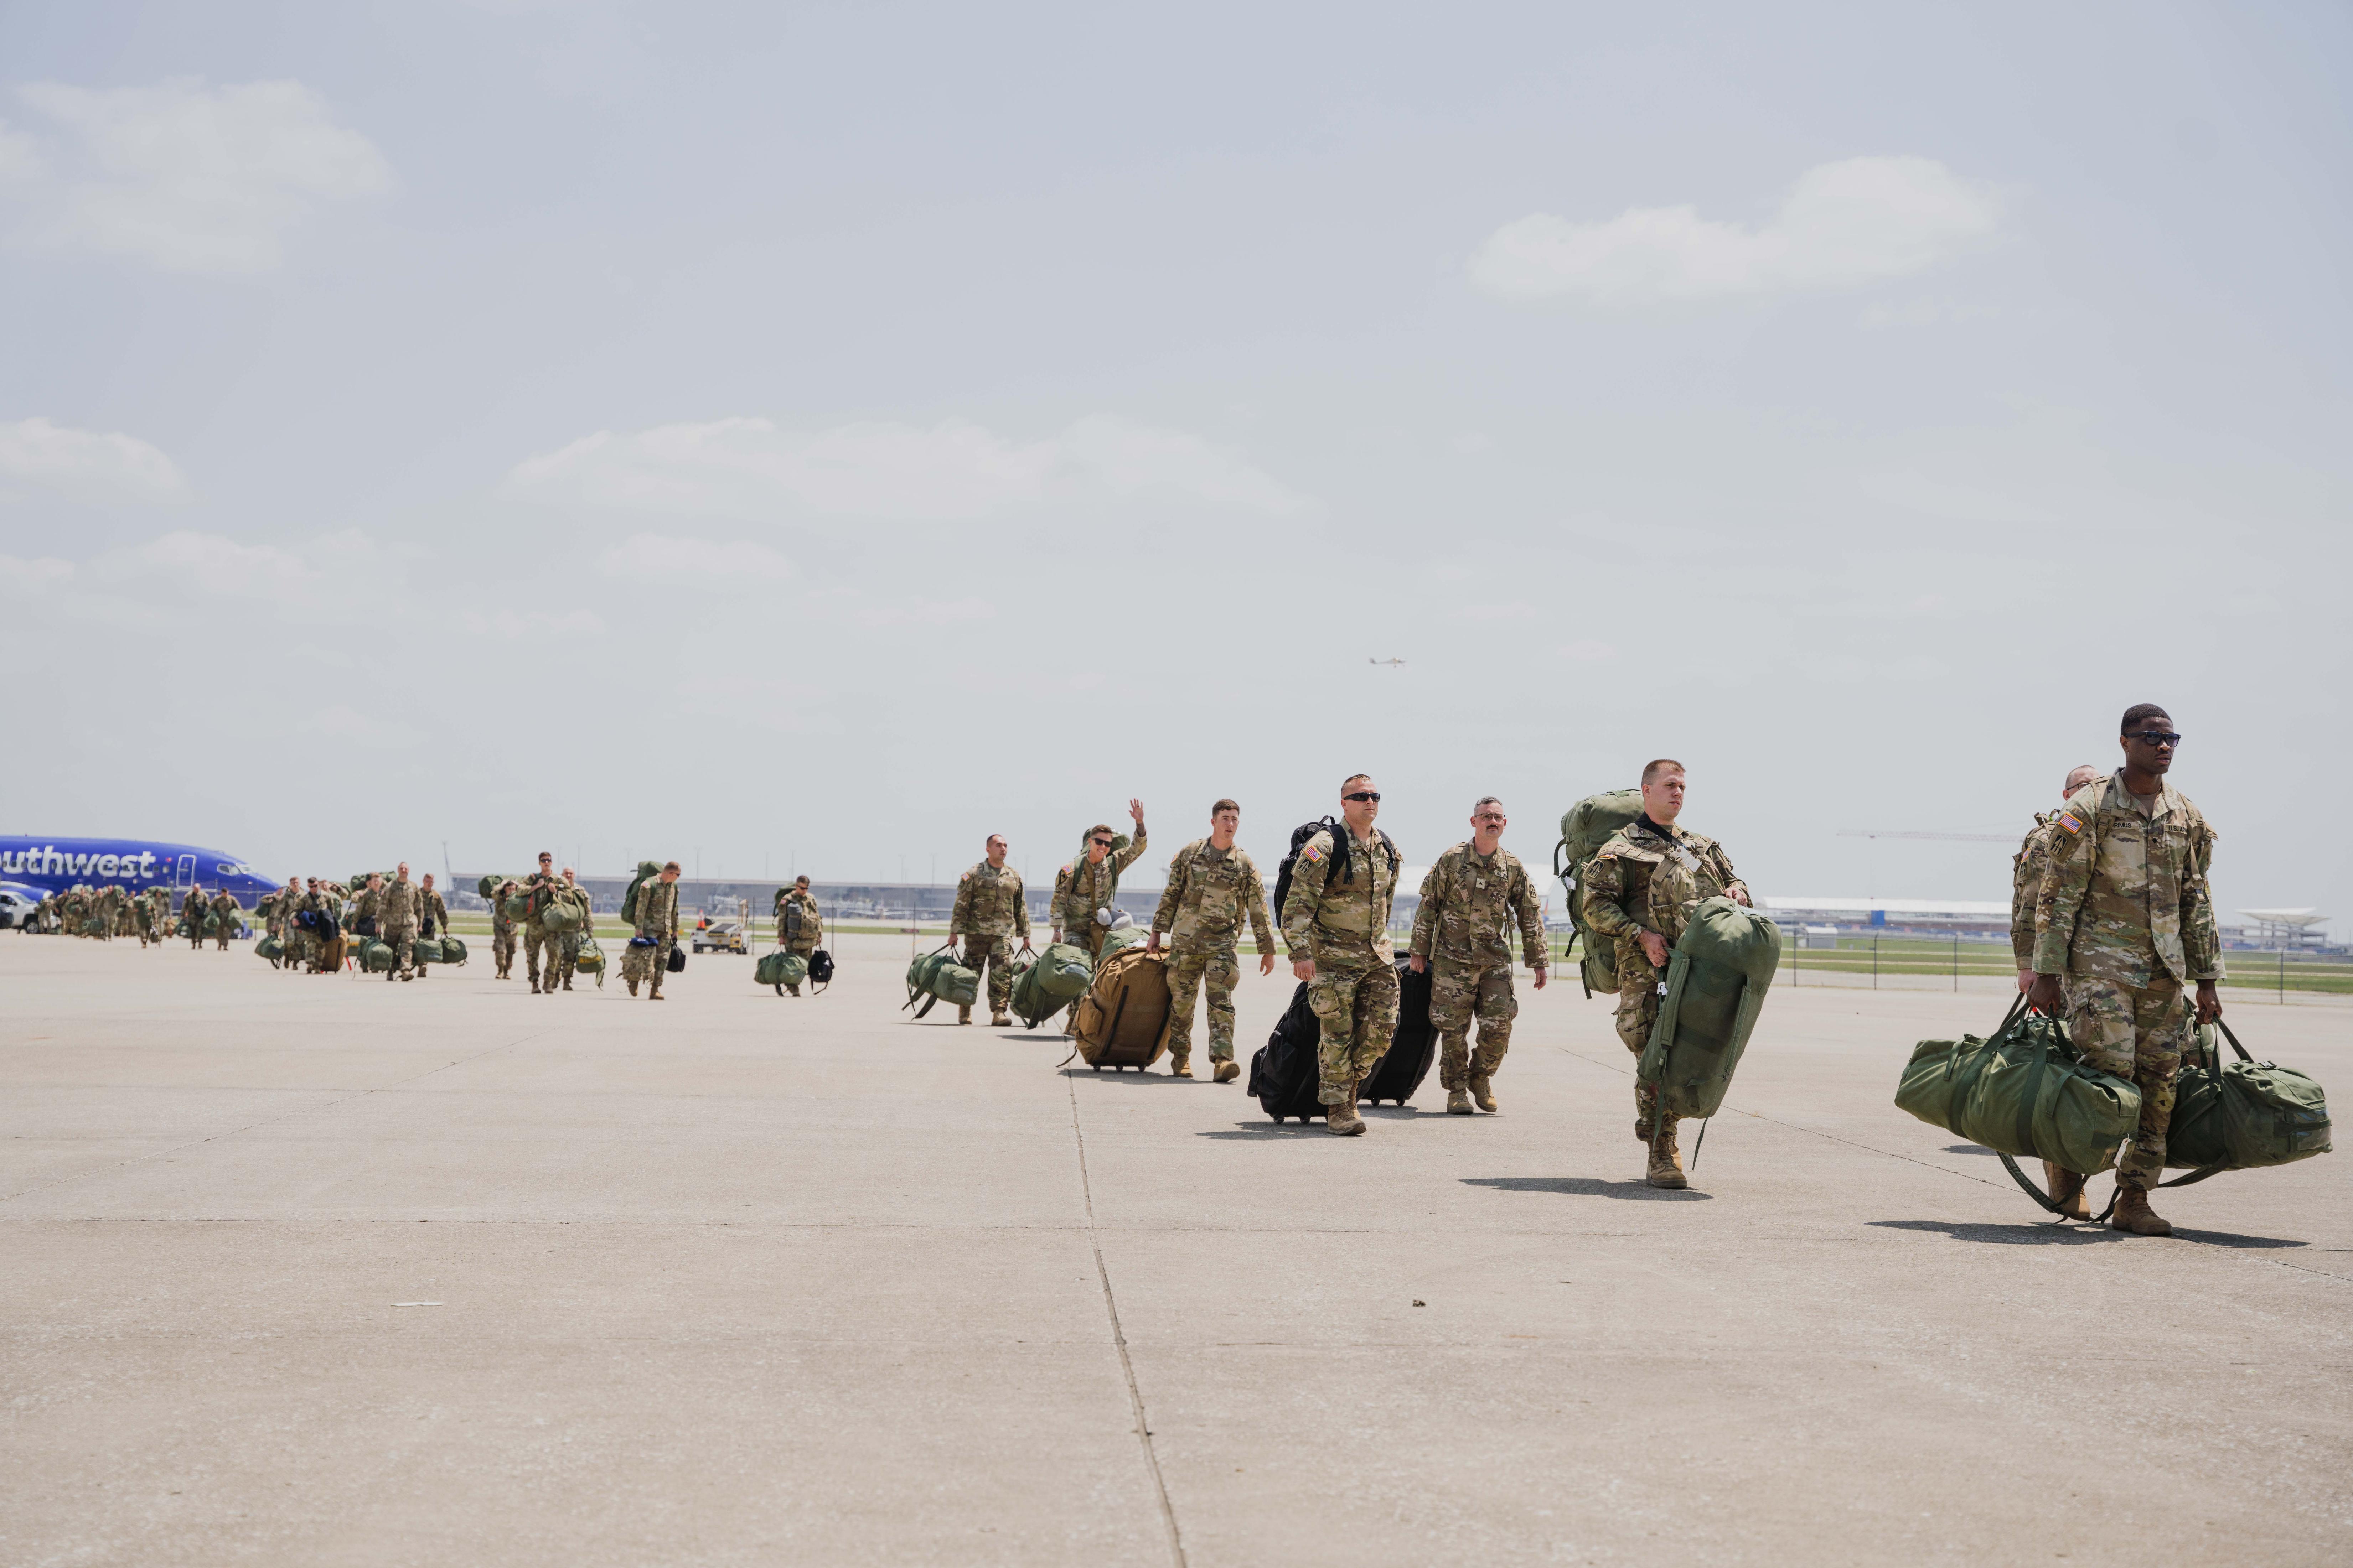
[1301,842,1324,864]
[2056,812,2084,835]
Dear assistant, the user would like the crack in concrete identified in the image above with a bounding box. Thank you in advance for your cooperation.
[1066,1073,1186,1568]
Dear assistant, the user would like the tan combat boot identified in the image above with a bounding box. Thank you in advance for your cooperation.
[1169,1052,1193,1078]
[1326,1086,1365,1136]
[957,1005,972,1026]
[2043,1161,2091,1221]
[626,978,639,997]
[2110,1185,2173,1237]
[1634,1118,1653,1144]
[1646,1125,1688,1189]
[991,1012,1010,1027]
[1447,1087,1473,1116]
[1213,1059,1239,1083]
[1469,1074,1497,1113]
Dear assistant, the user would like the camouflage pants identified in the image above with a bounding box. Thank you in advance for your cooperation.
[214,921,232,951]
[1431,957,1517,1090]
[620,936,671,991]
[2066,976,2189,1189]
[1612,940,1674,1133]
[524,928,553,985]
[492,927,516,976]
[188,920,203,949]
[1165,946,1240,1061]
[284,931,312,972]
[1310,954,1400,1104]
[553,933,581,988]
[381,920,416,978]
[959,935,1017,1011]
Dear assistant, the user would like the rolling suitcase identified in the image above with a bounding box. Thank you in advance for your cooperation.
[1071,946,1172,1070]
[1248,982,1325,1123]
[1358,955,1437,1106]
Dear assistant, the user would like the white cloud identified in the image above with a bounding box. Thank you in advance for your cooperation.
[95,529,317,599]
[311,704,422,750]
[0,552,76,593]
[593,532,794,586]
[1468,157,1997,306]
[0,417,190,504]
[507,414,1313,522]
[6,78,391,273]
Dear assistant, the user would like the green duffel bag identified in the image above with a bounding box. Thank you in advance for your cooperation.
[1098,924,1149,959]
[1637,896,1781,1121]
[358,939,395,973]
[541,898,584,933]
[175,918,192,939]
[2166,1019,2330,1176]
[1032,941,1093,999]
[439,935,469,966]
[255,934,284,961]
[502,894,529,921]
[412,936,444,967]
[1553,787,1644,996]
[1894,997,2139,1177]
[201,910,222,937]
[756,951,810,991]
[573,935,605,978]
[936,961,979,1007]
[902,949,979,1017]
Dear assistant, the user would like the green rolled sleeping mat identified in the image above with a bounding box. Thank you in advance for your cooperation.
[438,935,468,966]
[2166,1020,2330,1175]
[358,939,395,973]
[756,951,810,991]
[1097,924,1149,959]
[412,937,443,967]
[1894,997,2139,1177]
[256,934,284,961]
[1637,895,1782,1121]
[1553,788,1645,996]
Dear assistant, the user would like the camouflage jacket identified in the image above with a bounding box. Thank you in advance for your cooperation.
[210,892,241,922]
[376,879,420,928]
[1579,818,1746,949]
[2032,772,2222,987]
[1280,827,1399,965]
[778,890,822,949]
[521,871,565,931]
[491,890,517,935]
[2010,814,2059,970]
[951,862,1029,940]
[1151,839,1274,954]
[633,877,679,941]
[1411,842,1546,967]
[418,888,448,935]
[1054,829,1148,934]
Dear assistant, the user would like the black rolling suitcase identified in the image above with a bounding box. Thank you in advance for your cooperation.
[1248,982,1325,1123]
[1358,955,1437,1106]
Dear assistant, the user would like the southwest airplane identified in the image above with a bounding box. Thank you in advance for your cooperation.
[0,837,278,902]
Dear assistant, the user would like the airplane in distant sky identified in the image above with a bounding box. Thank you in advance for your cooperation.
[0,836,278,902]
[1368,657,1406,667]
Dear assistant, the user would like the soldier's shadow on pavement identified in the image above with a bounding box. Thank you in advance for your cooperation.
[1870,1219,2306,1249]
[1461,1176,1712,1202]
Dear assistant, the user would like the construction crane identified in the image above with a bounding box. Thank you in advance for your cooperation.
[1368,657,1406,668]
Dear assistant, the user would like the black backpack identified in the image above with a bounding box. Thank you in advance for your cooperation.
[809,949,835,983]
[1270,817,1400,930]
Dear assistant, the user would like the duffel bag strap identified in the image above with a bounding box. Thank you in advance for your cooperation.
[2213,1018,2254,1065]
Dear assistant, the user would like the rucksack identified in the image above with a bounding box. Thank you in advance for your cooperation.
[621,861,661,923]
[1270,817,1400,930]
[1070,947,1173,1070]
[1552,789,1644,995]
[1247,982,1325,1123]
[1638,895,1782,1122]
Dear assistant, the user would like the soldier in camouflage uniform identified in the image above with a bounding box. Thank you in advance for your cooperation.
[182,888,207,948]
[622,861,681,999]
[950,838,1029,1025]
[1281,775,1401,1136]
[491,879,520,979]
[1052,801,1149,965]
[1580,760,1751,1189]
[548,867,591,991]
[1148,800,1275,1080]
[519,852,562,994]
[776,876,823,997]
[2029,705,2223,1238]
[33,894,56,934]
[414,874,449,980]
[210,889,240,951]
[1411,798,1548,1116]
[374,865,420,981]
[275,878,309,973]
[2013,765,2105,993]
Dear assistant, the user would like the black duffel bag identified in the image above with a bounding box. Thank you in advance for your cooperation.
[1247,982,1325,1124]
[666,943,687,973]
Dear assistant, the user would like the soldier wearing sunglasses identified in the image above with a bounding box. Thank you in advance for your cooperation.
[1053,800,1149,967]
[2028,704,2223,1236]
[1280,775,1403,1135]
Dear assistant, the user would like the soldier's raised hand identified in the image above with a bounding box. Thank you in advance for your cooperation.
[1128,799,1144,826]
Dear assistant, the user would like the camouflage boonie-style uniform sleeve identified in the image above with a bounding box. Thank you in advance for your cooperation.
[2033,777,2223,986]
[1150,843,1198,937]
[2010,815,2053,970]
[950,869,980,937]
[1577,836,1648,942]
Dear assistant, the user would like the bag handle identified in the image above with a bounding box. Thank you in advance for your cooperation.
[2212,1017,2253,1065]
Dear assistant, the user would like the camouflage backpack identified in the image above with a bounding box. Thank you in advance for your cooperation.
[1553,788,1644,996]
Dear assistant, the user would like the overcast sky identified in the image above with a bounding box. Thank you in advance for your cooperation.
[3,2,2347,929]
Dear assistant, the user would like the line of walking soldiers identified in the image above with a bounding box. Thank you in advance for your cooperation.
[29,884,245,949]
[249,866,455,978]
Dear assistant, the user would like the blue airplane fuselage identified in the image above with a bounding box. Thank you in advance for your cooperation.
[0,837,276,900]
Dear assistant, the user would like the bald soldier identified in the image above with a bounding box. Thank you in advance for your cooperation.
[1280,774,1402,1136]
[2029,704,2224,1237]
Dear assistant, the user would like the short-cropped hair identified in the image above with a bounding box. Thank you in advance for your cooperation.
[1340,773,1372,793]
[1088,824,1116,839]
[2120,702,2171,733]
[662,861,681,873]
[1473,796,1504,814]
[795,875,811,887]
[1211,799,1240,817]
[2065,764,2101,791]
[1641,758,1686,785]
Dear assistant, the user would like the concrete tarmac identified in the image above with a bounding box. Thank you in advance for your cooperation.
[2,931,2347,1567]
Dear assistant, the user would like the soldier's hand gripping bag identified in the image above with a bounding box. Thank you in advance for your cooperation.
[1636,895,1781,1121]
[1553,788,1644,996]
[1247,981,1325,1122]
[1071,946,1173,1069]
[2166,1019,2331,1174]
[1358,956,1437,1106]
[1893,997,2140,1174]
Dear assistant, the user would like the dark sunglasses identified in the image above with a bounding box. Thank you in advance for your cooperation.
[1343,791,1381,803]
[2126,731,2183,748]
[1091,838,1113,848]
